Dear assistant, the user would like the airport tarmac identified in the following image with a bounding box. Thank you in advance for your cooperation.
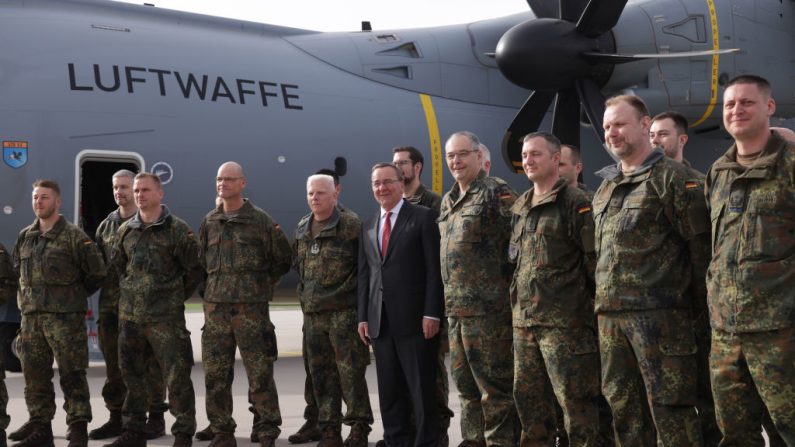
[3,307,466,447]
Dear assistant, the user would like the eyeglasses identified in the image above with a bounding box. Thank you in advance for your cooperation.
[216,176,243,183]
[445,149,478,161]
[393,160,413,166]
[371,179,401,188]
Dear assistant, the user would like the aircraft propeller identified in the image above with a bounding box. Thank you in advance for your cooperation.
[495,0,737,171]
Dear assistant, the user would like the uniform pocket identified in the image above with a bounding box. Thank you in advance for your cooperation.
[455,205,483,243]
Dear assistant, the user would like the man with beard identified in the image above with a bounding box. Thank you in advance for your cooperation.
[392,147,442,211]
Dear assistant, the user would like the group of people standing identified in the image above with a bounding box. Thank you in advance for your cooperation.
[0,73,792,447]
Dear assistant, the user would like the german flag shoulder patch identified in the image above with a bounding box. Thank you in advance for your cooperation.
[685,181,699,189]
[577,205,592,214]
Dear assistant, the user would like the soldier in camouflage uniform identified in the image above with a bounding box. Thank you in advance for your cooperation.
[650,111,721,447]
[392,146,453,447]
[593,95,709,446]
[705,75,795,446]
[109,173,203,447]
[439,131,517,447]
[11,179,106,447]
[90,169,168,441]
[293,174,373,447]
[198,162,292,447]
[0,243,16,446]
[508,133,600,447]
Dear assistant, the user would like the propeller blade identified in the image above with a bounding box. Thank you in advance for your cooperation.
[583,48,740,64]
[576,0,628,38]
[552,89,581,147]
[560,0,589,22]
[575,78,606,143]
[501,90,556,172]
[526,0,559,19]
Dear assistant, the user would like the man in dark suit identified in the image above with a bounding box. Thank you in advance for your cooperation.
[358,162,444,447]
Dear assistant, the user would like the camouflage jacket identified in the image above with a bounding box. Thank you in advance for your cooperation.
[407,183,442,212]
[0,243,17,306]
[293,208,360,313]
[593,149,710,312]
[509,179,596,328]
[14,216,106,314]
[199,200,291,303]
[95,208,133,315]
[439,172,517,317]
[115,205,202,322]
[705,132,795,332]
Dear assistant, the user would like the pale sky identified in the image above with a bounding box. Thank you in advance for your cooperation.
[111,0,530,32]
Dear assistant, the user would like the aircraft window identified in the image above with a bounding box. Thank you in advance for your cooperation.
[376,42,422,58]
[371,66,412,79]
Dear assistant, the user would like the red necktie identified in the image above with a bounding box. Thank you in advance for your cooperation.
[381,211,392,260]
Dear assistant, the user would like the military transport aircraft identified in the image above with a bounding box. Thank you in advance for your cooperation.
[0,0,794,361]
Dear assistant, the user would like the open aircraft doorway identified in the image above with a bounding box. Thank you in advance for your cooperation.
[75,150,143,360]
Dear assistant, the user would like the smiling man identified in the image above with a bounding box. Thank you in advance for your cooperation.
[438,131,517,447]
[593,95,710,446]
[705,75,795,445]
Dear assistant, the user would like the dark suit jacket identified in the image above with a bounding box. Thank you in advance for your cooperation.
[358,200,443,338]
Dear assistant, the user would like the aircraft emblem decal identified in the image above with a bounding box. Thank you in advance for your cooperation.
[151,161,174,185]
[3,141,28,169]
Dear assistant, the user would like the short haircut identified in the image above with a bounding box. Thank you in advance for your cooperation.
[605,94,650,119]
[393,146,425,175]
[134,172,162,188]
[652,111,689,135]
[314,168,340,186]
[726,74,772,97]
[112,169,136,182]
[306,174,335,192]
[522,131,562,155]
[479,144,491,162]
[371,162,404,181]
[446,131,481,151]
[561,144,582,164]
[32,179,61,196]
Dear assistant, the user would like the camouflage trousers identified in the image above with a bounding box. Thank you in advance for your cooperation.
[0,370,8,430]
[97,311,167,413]
[598,310,702,447]
[19,312,91,425]
[513,325,600,447]
[119,319,196,435]
[710,326,795,446]
[300,319,453,431]
[304,309,373,431]
[449,314,516,446]
[693,313,720,447]
[202,302,281,438]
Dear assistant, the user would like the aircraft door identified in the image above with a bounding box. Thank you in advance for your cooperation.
[75,150,144,361]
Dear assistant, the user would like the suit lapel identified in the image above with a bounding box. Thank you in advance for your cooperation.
[367,211,380,260]
[383,202,412,264]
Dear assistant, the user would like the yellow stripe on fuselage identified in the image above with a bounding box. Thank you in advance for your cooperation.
[691,0,721,127]
[419,94,443,194]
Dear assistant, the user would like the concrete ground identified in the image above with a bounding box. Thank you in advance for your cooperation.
[3,307,466,447]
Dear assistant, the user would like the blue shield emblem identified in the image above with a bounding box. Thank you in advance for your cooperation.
[3,141,28,169]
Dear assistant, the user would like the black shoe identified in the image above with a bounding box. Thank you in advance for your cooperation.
[102,430,146,447]
[317,427,342,447]
[208,434,236,447]
[8,422,34,442]
[437,432,449,447]
[67,422,88,447]
[90,412,123,440]
[195,426,216,442]
[342,425,367,447]
[10,422,54,447]
[145,413,166,440]
[259,436,276,447]
[374,440,385,447]
[174,433,193,447]
[287,421,321,444]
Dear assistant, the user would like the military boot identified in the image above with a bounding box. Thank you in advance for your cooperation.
[317,427,342,447]
[90,411,123,440]
[438,431,449,447]
[8,421,34,442]
[145,412,166,440]
[102,430,146,447]
[10,422,54,447]
[208,433,236,447]
[287,420,321,444]
[258,436,276,447]
[194,426,216,442]
[250,413,261,442]
[67,422,88,447]
[342,425,367,447]
[174,433,192,447]
[1,429,7,447]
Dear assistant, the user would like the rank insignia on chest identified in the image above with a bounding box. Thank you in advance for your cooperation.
[310,242,320,255]
[685,181,699,189]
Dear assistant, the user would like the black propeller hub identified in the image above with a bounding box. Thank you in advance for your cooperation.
[496,18,611,91]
